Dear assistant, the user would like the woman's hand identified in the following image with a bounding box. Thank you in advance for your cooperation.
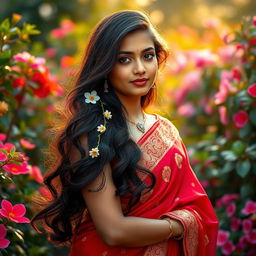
[163,218,184,240]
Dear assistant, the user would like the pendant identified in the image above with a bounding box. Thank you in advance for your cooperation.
[136,123,145,133]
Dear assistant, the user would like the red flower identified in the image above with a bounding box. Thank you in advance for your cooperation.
[233,111,249,128]
[29,165,44,184]
[30,72,51,98]
[39,186,53,200]
[242,200,256,215]
[0,133,6,141]
[230,217,241,231]
[0,224,10,249]
[221,240,235,255]
[217,230,230,246]
[242,219,253,233]
[249,229,256,244]
[248,83,256,98]
[0,142,16,153]
[226,202,236,217]
[61,56,75,68]
[20,138,36,149]
[253,16,256,26]
[219,106,228,125]
[12,77,26,88]
[2,162,30,175]
[0,150,7,162]
[0,200,30,223]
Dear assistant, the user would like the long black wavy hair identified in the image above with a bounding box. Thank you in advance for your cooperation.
[31,10,169,245]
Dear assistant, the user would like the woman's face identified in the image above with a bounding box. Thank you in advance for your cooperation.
[108,30,158,99]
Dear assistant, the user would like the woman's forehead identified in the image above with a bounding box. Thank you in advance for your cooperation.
[119,30,155,52]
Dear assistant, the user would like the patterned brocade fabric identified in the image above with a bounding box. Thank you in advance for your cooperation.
[69,115,218,256]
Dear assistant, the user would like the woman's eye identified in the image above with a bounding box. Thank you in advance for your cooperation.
[144,53,155,60]
[118,56,131,64]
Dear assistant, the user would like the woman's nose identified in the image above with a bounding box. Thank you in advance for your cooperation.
[133,59,146,74]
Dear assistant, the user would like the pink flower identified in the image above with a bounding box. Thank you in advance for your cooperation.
[239,234,250,247]
[233,111,249,128]
[0,224,10,249]
[226,202,236,217]
[230,217,241,231]
[0,133,6,141]
[231,66,242,81]
[0,142,16,153]
[13,52,32,63]
[203,17,219,29]
[20,138,36,149]
[45,48,56,58]
[177,103,195,117]
[30,57,46,73]
[249,229,256,244]
[248,83,256,97]
[173,70,201,104]
[188,49,219,68]
[46,105,55,113]
[2,162,30,175]
[217,230,230,246]
[253,16,256,26]
[0,151,7,162]
[219,106,228,125]
[39,186,52,200]
[217,194,239,207]
[218,45,236,63]
[242,200,256,215]
[0,200,30,223]
[168,53,187,74]
[221,240,235,255]
[215,79,237,105]
[242,219,253,233]
[29,165,44,184]
[61,19,75,33]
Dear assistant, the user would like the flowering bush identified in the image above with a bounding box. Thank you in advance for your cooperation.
[0,14,64,255]
[163,16,256,255]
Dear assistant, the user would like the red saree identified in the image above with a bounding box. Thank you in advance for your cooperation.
[69,115,218,256]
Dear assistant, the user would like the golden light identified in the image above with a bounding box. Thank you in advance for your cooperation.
[150,10,164,25]
[136,0,154,7]
[232,0,250,5]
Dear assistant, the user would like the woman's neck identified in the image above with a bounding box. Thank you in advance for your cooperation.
[115,93,143,121]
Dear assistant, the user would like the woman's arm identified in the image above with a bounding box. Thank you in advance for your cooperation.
[70,136,183,247]
[82,162,184,247]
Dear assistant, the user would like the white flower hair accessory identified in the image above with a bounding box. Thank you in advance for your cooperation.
[84,90,100,104]
[85,90,112,158]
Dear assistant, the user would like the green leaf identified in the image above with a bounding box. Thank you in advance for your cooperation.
[0,50,12,65]
[221,150,237,161]
[240,184,254,198]
[236,160,251,177]
[231,141,246,155]
[0,18,10,31]
[221,162,235,175]
[249,109,256,126]
[239,123,252,138]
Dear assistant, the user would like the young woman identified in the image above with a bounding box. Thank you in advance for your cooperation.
[32,10,218,255]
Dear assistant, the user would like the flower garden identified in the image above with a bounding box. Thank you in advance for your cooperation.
[0,10,256,256]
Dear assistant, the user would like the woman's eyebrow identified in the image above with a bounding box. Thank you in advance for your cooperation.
[118,47,155,55]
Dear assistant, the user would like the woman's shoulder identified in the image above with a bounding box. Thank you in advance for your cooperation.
[154,114,181,139]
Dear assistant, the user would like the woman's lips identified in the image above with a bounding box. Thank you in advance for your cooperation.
[131,78,149,86]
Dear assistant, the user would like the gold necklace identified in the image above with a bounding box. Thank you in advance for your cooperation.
[127,112,146,133]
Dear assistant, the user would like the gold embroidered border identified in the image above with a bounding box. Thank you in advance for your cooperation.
[166,209,199,256]
[139,117,180,171]
[143,241,168,256]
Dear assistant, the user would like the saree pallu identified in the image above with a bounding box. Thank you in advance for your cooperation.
[69,115,218,256]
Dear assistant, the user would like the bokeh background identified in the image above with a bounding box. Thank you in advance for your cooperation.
[0,0,256,255]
